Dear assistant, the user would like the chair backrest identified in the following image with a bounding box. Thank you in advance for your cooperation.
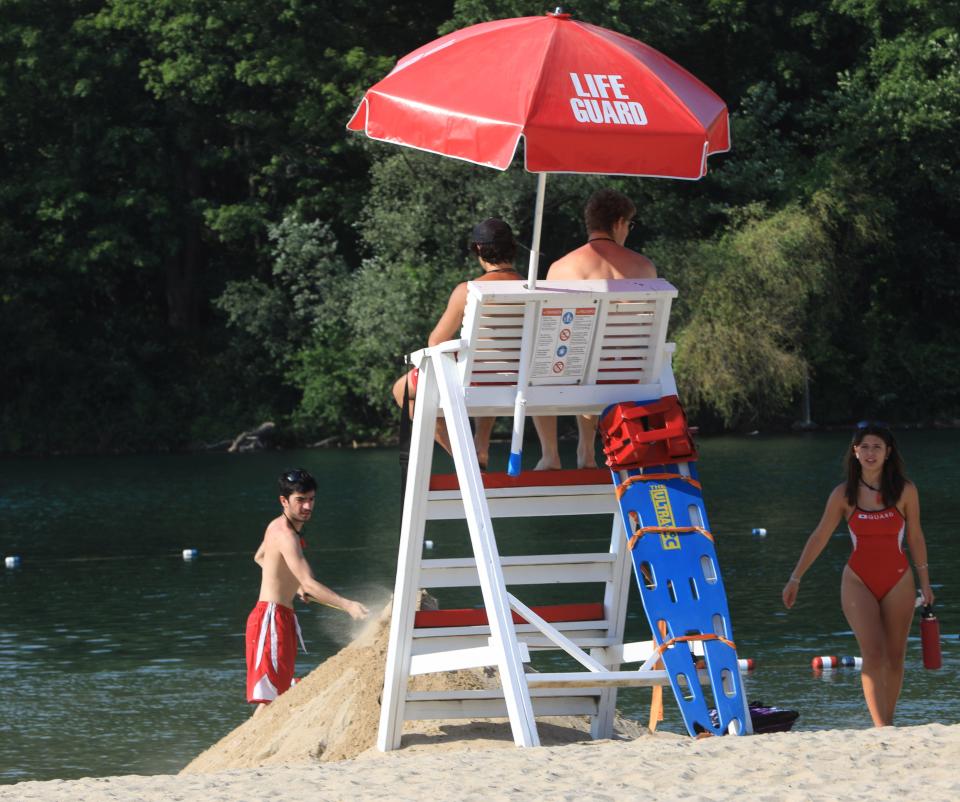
[457,278,677,415]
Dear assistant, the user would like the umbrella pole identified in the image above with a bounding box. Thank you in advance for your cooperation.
[526,172,547,289]
[508,173,548,475]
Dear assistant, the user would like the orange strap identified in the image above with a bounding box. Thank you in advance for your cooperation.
[648,619,669,730]
[627,525,714,550]
[615,473,701,499]
[651,633,736,660]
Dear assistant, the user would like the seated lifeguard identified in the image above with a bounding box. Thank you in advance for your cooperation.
[533,189,658,470]
[391,218,522,469]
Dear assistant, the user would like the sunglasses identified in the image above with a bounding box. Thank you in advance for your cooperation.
[284,469,310,483]
[856,420,889,430]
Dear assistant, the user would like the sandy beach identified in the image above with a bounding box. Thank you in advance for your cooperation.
[5,606,957,801]
[3,723,958,801]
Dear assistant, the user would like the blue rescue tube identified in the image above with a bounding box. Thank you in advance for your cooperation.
[613,461,749,737]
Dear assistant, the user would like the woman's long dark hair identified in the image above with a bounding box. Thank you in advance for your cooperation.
[843,424,907,507]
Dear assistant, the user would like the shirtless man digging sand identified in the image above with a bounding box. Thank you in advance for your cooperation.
[245,468,368,711]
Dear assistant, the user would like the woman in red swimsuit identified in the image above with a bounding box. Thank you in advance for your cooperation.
[782,423,934,727]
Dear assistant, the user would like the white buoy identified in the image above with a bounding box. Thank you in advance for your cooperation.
[182,548,198,560]
[4,555,21,569]
[751,527,767,537]
[812,654,862,670]
[424,540,434,550]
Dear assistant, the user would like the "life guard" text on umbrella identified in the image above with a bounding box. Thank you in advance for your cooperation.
[569,73,648,126]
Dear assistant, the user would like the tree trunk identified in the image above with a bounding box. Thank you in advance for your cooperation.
[166,160,204,332]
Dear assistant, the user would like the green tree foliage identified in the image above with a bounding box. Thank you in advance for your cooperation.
[1,0,957,453]
[216,216,353,435]
[662,203,833,426]
[0,0,449,452]
[816,10,960,418]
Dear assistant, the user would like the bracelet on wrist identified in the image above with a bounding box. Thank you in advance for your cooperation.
[915,563,928,571]
[788,575,801,584]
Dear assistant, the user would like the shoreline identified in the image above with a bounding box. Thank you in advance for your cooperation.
[3,723,958,801]
[5,418,960,459]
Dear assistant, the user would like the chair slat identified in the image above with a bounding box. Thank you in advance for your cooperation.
[599,348,651,359]
[602,325,654,337]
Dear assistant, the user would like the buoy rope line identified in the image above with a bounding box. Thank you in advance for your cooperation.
[37,544,370,565]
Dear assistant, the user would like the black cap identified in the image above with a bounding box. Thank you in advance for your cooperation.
[470,218,514,246]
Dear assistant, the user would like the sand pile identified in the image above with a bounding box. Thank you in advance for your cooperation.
[182,599,647,774]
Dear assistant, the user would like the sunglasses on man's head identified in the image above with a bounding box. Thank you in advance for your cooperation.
[284,470,309,483]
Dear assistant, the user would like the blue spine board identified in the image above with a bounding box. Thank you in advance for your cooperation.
[614,461,748,736]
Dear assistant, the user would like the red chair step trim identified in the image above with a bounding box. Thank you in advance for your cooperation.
[414,602,605,628]
[429,467,610,491]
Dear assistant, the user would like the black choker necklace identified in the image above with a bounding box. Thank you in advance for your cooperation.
[860,478,881,492]
[283,512,302,535]
[484,267,517,274]
[588,236,617,244]
[284,513,307,549]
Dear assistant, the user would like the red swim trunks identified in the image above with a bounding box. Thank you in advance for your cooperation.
[245,601,305,704]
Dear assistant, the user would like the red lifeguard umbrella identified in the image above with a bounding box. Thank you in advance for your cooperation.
[347,10,729,284]
[348,10,729,474]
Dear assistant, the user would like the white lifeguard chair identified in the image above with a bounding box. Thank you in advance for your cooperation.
[379,278,684,750]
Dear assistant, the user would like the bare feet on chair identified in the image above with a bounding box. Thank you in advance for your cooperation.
[576,451,598,470]
[533,415,562,470]
[576,415,599,469]
[473,417,494,472]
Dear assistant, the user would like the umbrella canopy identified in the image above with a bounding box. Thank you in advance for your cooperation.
[347,11,729,180]
[348,11,729,475]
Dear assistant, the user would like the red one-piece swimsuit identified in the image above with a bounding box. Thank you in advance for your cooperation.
[846,505,909,600]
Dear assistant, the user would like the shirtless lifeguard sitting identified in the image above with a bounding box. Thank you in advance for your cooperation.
[245,468,368,710]
[391,218,523,469]
[533,189,657,470]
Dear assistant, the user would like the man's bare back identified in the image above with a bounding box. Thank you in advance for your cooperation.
[547,239,656,280]
[534,188,656,470]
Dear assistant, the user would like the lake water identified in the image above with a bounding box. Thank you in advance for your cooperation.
[1,431,957,783]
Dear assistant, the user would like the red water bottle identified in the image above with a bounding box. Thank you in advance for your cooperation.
[920,604,942,670]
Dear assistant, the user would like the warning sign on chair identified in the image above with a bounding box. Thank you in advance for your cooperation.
[530,307,597,382]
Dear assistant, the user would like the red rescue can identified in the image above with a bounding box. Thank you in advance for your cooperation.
[920,604,942,670]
